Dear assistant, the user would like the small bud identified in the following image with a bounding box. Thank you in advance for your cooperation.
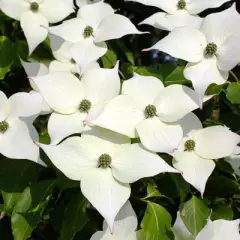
[98,154,112,168]
[79,99,92,113]
[0,121,9,133]
[177,0,186,10]
[184,139,195,151]
[144,104,157,118]
[30,2,39,12]
[205,43,218,57]
[84,26,93,38]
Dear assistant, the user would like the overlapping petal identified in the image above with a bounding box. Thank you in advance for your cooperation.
[194,126,240,159]
[94,14,145,43]
[39,0,74,23]
[136,117,183,153]
[81,168,131,231]
[122,75,164,109]
[112,143,179,183]
[78,2,114,29]
[38,137,96,180]
[154,85,199,122]
[31,72,84,114]
[48,112,86,144]
[146,27,207,63]
[20,11,49,55]
[0,91,10,121]
[173,151,215,196]
[90,95,144,138]
[81,63,120,105]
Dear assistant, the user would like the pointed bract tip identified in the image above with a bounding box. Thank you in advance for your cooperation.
[114,60,120,70]
[142,48,150,52]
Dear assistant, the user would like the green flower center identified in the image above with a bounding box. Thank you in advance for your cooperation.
[177,0,186,9]
[83,26,93,38]
[98,154,112,168]
[79,99,92,113]
[184,139,195,151]
[0,121,9,133]
[30,2,39,12]
[144,105,157,118]
[205,43,218,57]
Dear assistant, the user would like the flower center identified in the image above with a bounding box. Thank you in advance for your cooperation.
[79,99,92,113]
[30,2,39,12]
[98,154,112,168]
[144,105,157,118]
[177,0,186,9]
[83,26,93,38]
[0,121,9,133]
[205,43,218,57]
[184,139,195,151]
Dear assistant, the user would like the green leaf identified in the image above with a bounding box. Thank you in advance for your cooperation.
[141,201,172,240]
[180,196,210,236]
[0,160,38,214]
[163,66,190,86]
[0,36,16,79]
[211,203,233,221]
[226,83,240,104]
[134,66,163,80]
[142,184,172,202]
[101,49,117,68]
[115,40,135,65]
[60,194,88,240]
[11,180,56,240]
[206,83,224,95]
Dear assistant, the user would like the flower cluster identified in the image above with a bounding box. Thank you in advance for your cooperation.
[1,0,240,239]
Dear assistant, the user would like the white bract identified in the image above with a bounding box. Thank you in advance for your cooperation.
[145,4,240,105]
[225,147,240,176]
[173,211,240,240]
[76,0,102,8]
[0,0,74,54]
[128,0,229,31]
[49,35,100,75]
[38,126,178,230]
[49,2,146,72]
[172,126,240,196]
[90,201,138,240]
[91,74,201,153]
[0,91,43,165]
[31,63,121,144]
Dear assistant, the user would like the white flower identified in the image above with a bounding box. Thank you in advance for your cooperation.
[129,0,229,31]
[173,211,240,240]
[0,0,75,54]
[49,2,146,72]
[90,201,138,240]
[172,125,240,196]
[0,91,44,165]
[145,4,240,105]
[31,63,121,144]
[76,0,101,8]
[38,126,178,230]
[49,35,100,75]
[90,74,200,153]
[224,146,240,176]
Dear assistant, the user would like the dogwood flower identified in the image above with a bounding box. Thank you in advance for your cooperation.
[130,0,229,31]
[38,126,178,230]
[90,201,138,240]
[91,74,201,153]
[0,0,75,54]
[76,0,101,8]
[145,4,240,105]
[172,126,240,196]
[0,91,43,165]
[31,63,121,144]
[49,35,100,74]
[173,211,240,240]
[225,147,240,176]
[49,2,146,72]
